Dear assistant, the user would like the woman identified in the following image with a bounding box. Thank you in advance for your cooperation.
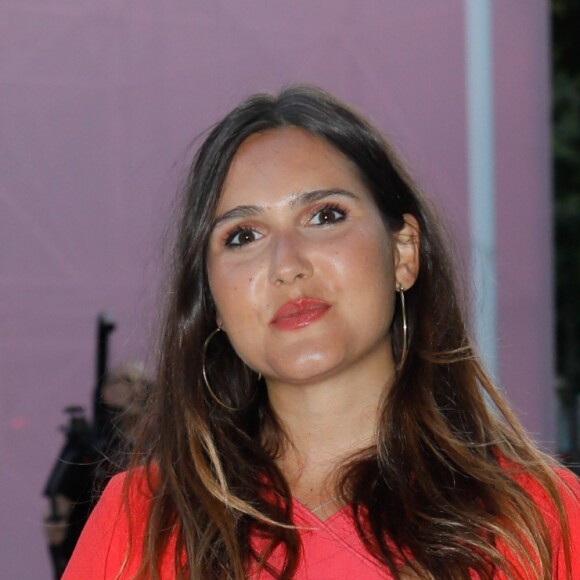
[64,86,579,579]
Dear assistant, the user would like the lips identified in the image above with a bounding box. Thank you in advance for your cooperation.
[270,298,331,331]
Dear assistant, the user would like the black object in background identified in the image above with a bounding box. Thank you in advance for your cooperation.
[43,313,116,579]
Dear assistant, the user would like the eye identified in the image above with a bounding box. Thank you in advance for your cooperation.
[310,205,347,226]
[225,227,263,248]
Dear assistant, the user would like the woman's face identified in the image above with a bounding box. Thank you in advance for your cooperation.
[207,127,410,386]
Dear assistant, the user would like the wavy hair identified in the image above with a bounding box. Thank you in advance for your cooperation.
[126,85,573,579]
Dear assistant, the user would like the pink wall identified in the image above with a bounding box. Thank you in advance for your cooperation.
[0,2,550,577]
[494,2,554,440]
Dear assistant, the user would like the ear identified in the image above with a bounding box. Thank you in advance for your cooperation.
[393,214,420,290]
[216,316,224,330]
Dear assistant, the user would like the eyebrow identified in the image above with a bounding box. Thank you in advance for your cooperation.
[212,188,359,228]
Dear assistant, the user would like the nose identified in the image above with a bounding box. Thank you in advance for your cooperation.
[268,231,313,286]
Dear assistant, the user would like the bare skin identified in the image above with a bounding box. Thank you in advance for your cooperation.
[269,358,388,518]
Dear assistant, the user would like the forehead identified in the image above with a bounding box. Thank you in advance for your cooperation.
[217,127,369,211]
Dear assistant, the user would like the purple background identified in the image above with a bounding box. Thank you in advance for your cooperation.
[0,2,551,577]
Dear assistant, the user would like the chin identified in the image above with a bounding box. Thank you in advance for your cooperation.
[267,351,344,384]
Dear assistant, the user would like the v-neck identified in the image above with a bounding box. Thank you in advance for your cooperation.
[291,496,350,526]
[286,497,394,578]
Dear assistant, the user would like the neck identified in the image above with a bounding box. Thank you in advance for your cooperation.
[271,380,382,463]
[265,352,395,502]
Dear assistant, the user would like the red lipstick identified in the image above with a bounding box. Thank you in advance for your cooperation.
[270,298,330,331]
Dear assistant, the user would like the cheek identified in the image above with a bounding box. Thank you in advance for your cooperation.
[344,230,395,311]
[208,264,234,320]
[208,262,263,327]
[334,227,393,281]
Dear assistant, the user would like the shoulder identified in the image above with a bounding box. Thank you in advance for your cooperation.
[62,467,157,579]
[507,463,580,577]
[90,467,157,528]
[544,467,580,577]
[509,464,580,519]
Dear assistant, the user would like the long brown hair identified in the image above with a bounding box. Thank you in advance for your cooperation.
[127,85,574,579]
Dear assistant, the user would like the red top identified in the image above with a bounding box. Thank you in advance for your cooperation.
[63,467,580,579]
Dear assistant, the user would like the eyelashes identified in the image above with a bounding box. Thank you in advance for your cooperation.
[225,227,264,248]
[309,204,347,226]
[222,203,349,249]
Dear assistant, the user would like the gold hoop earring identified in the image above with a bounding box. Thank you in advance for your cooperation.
[396,284,408,370]
[202,327,261,411]
[202,327,239,411]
